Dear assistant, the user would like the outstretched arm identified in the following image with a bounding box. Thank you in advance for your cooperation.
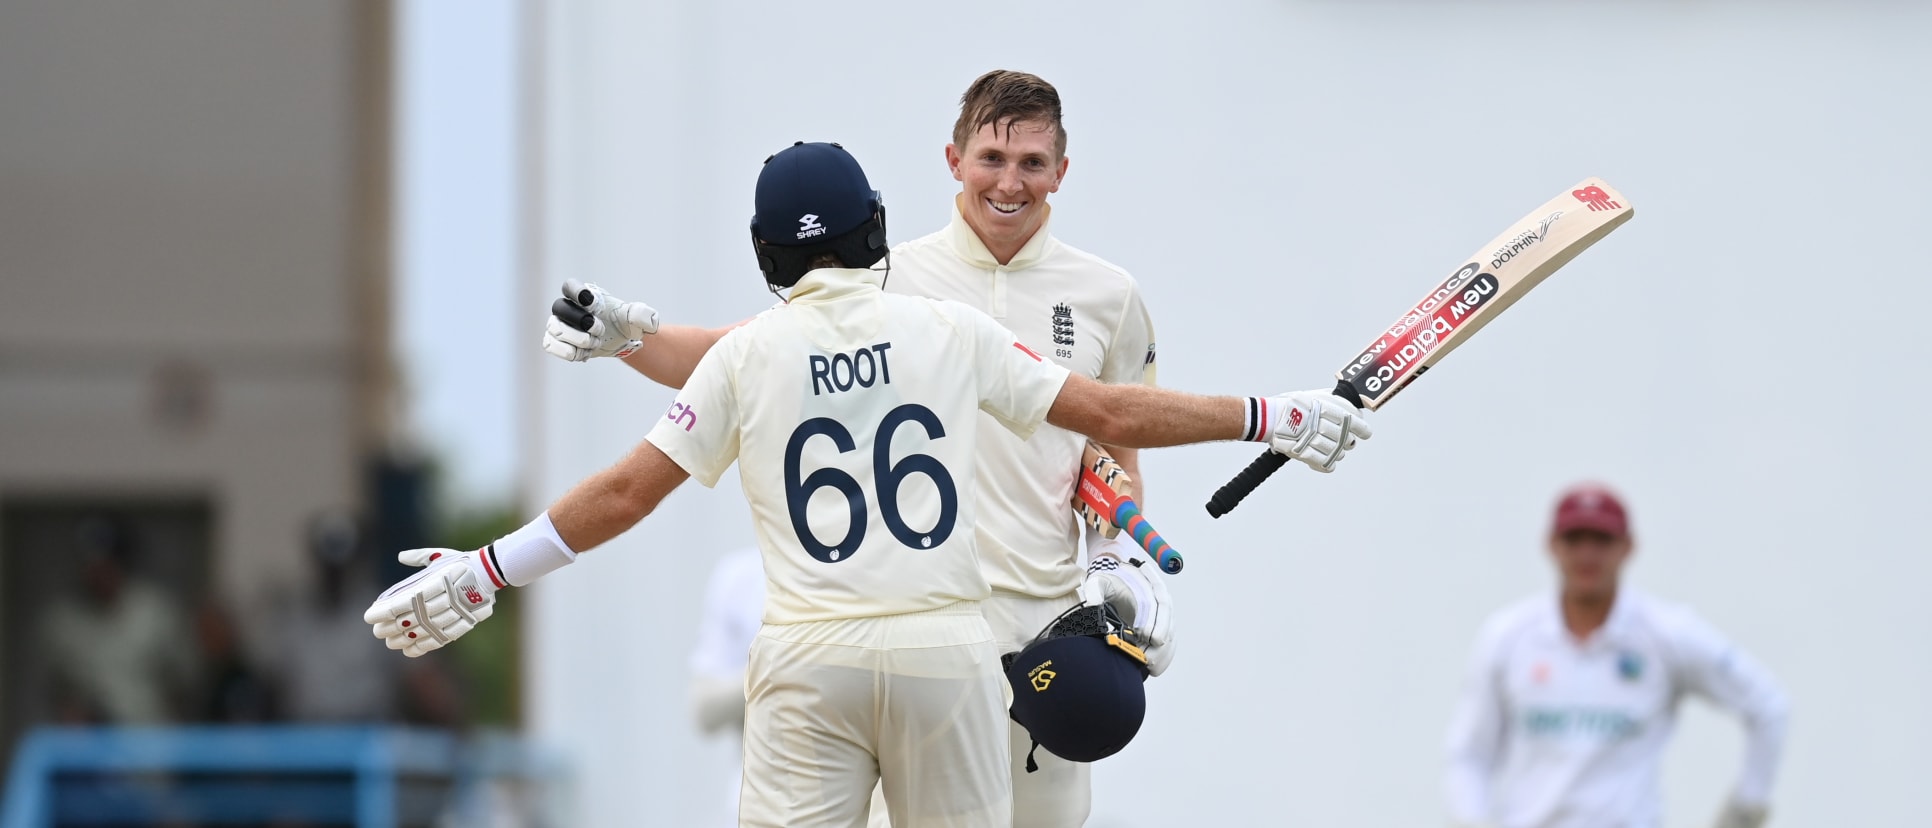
[546,439,691,550]
[1045,374,1244,448]
[540,280,746,389]
[363,440,690,657]
[1043,375,1372,473]
[618,323,744,389]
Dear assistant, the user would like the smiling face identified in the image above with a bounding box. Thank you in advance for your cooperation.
[946,119,1067,264]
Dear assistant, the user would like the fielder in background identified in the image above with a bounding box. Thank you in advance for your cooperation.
[370,141,1369,828]
[543,70,1218,826]
[1443,483,1789,828]
[688,545,764,828]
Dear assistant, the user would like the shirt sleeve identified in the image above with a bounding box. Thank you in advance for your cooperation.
[962,305,1071,439]
[1665,608,1790,807]
[646,335,743,488]
[1099,279,1157,387]
[1443,617,1510,825]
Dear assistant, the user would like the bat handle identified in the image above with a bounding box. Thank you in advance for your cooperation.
[1113,500,1183,574]
[551,297,596,333]
[1204,452,1288,519]
[1204,379,1364,519]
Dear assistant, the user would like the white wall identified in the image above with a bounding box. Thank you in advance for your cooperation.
[524,2,1932,825]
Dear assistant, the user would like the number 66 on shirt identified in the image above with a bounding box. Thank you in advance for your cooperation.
[782,402,959,563]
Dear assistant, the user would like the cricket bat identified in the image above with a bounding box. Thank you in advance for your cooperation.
[1075,442,1183,574]
[1205,178,1636,518]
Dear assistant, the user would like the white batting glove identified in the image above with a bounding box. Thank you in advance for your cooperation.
[1254,389,1373,472]
[1712,801,1769,828]
[541,280,661,362]
[363,548,499,658]
[1078,535,1176,676]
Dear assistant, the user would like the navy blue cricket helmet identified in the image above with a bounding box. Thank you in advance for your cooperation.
[749,141,888,290]
[1005,603,1152,770]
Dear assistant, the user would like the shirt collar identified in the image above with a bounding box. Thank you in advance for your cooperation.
[1541,588,1638,649]
[946,195,1055,269]
[786,266,886,305]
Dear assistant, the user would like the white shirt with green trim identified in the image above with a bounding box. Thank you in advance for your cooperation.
[645,267,1071,625]
[887,200,1157,599]
[1443,588,1789,828]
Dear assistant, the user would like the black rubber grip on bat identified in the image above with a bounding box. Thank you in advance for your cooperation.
[551,297,595,333]
[1204,379,1365,519]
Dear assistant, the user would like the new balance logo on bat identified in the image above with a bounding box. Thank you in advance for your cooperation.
[1344,271,1501,400]
[1573,186,1622,212]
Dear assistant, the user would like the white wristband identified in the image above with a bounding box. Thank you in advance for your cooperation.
[1240,396,1273,442]
[484,512,579,588]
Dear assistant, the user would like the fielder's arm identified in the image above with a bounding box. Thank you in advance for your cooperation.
[1443,628,1509,826]
[1670,613,1789,828]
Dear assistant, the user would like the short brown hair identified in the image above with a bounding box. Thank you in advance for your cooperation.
[953,70,1066,158]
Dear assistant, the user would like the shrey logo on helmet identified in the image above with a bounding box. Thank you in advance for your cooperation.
[796,213,826,240]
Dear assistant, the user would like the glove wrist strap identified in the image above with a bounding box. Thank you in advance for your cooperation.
[487,512,578,588]
[1240,396,1270,442]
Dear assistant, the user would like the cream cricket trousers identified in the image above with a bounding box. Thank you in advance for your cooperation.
[866,589,1091,828]
[739,601,1012,828]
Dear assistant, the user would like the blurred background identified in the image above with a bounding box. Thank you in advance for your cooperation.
[2,0,1928,826]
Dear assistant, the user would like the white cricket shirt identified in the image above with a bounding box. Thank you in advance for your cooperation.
[887,200,1156,598]
[646,267,1071,625]
[688,546,764,681]
[1443,589,1789,828]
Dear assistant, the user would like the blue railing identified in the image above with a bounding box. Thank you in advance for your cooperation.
[2,726,566,827]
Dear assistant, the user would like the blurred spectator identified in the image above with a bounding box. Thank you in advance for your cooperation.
[39,515,196,724]
[194,602,279,723]
[1442,483,1790,828]
[271,511,401,722]
[688,546,764,828]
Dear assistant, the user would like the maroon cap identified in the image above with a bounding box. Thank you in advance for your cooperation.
[1552,483,1630,538]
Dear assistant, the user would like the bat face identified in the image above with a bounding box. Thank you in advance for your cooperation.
[1336,178,1635,410]
[1074,441,1133,539]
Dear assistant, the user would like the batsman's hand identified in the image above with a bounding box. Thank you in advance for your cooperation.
[364,548,498,657]
[1265,388,1372,473]
[1078,536,1176,676]
[542,280,661,362]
